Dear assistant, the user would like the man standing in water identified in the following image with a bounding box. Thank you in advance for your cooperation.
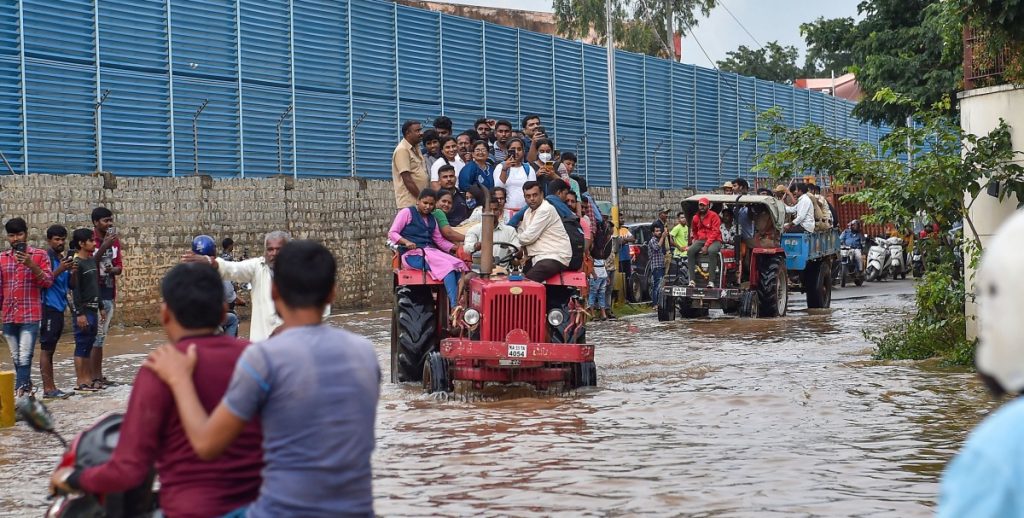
[146,241,379,517]
[91,207,123,386]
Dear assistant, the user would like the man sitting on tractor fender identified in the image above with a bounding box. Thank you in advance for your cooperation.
[687,197,723,289]
[517,181,571,282]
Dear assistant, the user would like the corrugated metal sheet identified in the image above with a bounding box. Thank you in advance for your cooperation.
[4,0,894,183]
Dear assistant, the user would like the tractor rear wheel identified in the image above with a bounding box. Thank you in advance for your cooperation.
[395,286,437,382]
[757,255,788,317]
[422,351,452,393]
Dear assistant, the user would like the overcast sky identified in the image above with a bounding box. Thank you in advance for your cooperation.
[443,0,863,69]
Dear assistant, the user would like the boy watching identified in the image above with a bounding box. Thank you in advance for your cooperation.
[69,228,101,392]
[145,241,380,517]
[91,206,124,386]
[40,225,75,399]
[51,263,264,516]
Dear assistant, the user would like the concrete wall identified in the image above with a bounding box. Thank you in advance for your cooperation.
[0,174,690,326]
[958,85,1024,338]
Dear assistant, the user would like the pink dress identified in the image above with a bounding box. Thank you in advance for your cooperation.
[388,209,468,281]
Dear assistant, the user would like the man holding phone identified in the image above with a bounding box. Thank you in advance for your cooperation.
[39,225,75,399]
[91,207,123,387]
[0,217,54,396]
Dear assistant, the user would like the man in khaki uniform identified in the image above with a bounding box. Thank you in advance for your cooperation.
[392,120,427,208]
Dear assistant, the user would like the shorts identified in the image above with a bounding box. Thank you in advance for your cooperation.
[40,307,65,352]
[73,312,99,358]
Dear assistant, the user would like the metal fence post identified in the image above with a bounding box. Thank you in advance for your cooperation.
[192,99,208,176]
[276,104,293,176]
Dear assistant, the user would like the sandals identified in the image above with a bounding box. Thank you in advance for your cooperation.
[43,389,72,399]
[76,383,100,392]
[94,377,119,387]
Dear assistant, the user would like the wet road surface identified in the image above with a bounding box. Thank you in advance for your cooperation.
[0,279,994,517]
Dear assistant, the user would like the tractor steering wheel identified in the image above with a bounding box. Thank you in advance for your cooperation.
[492,241,521,267]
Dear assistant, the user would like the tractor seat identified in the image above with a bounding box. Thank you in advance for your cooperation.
[396,268,444,285]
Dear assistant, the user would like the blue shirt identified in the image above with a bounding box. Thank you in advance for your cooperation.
[737,206,755,240]
[840,229,864,249]
[507,194,573,228]
[458,160,494,192]
[224,325,380,517]
[42,249,70,312]
[939,397,1024,517]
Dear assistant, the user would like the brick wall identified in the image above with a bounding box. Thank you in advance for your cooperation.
[1,174,691,326]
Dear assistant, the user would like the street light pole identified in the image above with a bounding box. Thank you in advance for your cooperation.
[606,0,620,228]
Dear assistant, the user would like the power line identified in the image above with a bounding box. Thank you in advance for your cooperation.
[718,0,762,49]
[680,17,717,70]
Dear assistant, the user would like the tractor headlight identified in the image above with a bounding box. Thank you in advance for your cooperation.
[463,308,480,326]
[547,309,565,327]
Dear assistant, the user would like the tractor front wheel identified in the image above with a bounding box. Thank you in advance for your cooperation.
[422,351,452,394]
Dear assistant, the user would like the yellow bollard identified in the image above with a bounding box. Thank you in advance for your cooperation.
[0,370,13,428]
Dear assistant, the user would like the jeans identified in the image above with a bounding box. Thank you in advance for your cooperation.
[4,322,40,391]
[223,312,239,337]
[72,313,98,358]
[406,255,459,309]
[650,266,664,304]
[588,276,608,309]
[687,240,723,283]
[93,299,115,348]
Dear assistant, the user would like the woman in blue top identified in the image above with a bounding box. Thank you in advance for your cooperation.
[458,140,494,192]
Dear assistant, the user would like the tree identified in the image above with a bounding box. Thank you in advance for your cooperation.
[799,16,857,76]
[960,0,1024,85]
[716,41,802,83]
[553,0,715,59]
[848,0,962,125]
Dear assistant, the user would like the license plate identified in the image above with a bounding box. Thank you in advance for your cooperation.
[701,263,709,268]
[507,344,527,358]
[499,359,522,366]
[672,287,687,296]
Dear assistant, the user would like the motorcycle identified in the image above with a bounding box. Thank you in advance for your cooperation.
[16,395,159,518]
[886,236,907,280]
[865,236,890,282]
[839,246,865,287]
[911,247,925,278]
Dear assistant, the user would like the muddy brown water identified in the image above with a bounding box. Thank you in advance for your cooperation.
[0,283,995,517]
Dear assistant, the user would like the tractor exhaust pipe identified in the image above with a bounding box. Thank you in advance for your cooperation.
[480,187,494,276]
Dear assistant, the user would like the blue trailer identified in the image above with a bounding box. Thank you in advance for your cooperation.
[782,229,841,308]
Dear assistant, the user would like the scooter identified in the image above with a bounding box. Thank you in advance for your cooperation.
[16,395,159,518]
[886,236,907,280]
[865,236,890,282]
[911,247,925,278]
[839,246,865,287]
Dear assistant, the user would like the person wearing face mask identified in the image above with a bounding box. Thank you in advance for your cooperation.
[429,136,462,191]
[686,198,723,289]
[458,140,495,192]
[938,211,1024,517]
[495,137,536,219]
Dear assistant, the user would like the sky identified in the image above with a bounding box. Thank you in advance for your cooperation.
[443,0,863,69]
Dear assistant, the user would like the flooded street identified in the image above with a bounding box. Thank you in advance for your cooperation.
[0,279,994,517]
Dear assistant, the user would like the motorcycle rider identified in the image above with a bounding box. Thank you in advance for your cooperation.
[50,263,264,518]
[840,220,865,273]
[938,211,1024,516]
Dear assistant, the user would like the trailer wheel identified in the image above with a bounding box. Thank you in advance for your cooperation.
[422,351,452,394]
[738,290,759,318]
[395,286,437,382]
[757,255,788,317]
[806,260,832,309]
[568,361,598,388]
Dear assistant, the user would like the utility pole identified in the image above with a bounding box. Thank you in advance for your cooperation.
[192,98,208,176]
[606,0,620,228]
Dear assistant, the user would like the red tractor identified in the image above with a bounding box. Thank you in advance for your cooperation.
[390,210,596,393]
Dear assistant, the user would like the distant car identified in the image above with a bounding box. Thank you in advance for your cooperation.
[624,222,654,303]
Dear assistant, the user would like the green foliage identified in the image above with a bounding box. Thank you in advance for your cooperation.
[799,16,857,76]
[553,0,715,58]
[716,42,803,83]
[848,0,962,125]
[960,0,1024,85]
[960,0,1024,41]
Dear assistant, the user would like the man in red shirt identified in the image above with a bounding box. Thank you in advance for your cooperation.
[686,197,724,288]
[91,207,124,386]
[51,263,263,518]
[1,217,53,396]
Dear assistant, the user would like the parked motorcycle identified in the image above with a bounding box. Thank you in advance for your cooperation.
[839,246,865,287]
[16,396,159,518]
[885,236,907,280]
[911,247,925,278]
[865,236,890,282]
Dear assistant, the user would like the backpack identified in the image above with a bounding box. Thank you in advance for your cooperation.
[591,218,614,260]
[562,215,586,271]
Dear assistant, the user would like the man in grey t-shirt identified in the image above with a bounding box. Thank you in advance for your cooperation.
[145,241,380,517]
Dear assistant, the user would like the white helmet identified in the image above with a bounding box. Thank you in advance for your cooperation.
[976,210,1024,394]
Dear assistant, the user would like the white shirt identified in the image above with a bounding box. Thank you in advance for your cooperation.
[786,193,815,232]
[463,223,521,265]
[495,163,536,210]
[429,155,465,183]
[517,200,571,266]
[216,256,330,341]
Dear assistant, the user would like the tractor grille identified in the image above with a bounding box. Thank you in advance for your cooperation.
[488,293,544,342]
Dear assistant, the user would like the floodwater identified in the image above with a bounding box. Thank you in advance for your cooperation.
[0,281,994,517]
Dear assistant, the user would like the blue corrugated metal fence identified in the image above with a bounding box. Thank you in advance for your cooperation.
[0,0,891,188]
